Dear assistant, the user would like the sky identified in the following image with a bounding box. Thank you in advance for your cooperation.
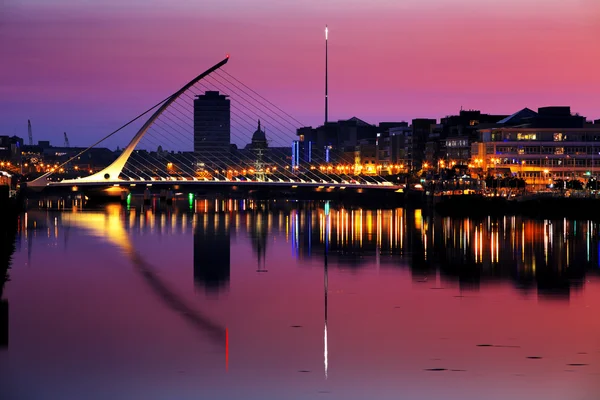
[1,0,599,148]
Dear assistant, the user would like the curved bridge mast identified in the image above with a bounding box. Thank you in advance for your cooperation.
[31,56,229,186]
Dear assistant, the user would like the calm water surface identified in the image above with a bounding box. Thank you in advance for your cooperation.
[1,199,600,399]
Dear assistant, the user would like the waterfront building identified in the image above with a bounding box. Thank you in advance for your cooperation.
[472,106,600,188]
[441,110,508,165]
[376,122,408,175]
[424,124,443,167]
[388,126,413,172]
[354,138,377,175]
[193,91,231,168]
[411,118,437,171]
[295,117,377,166]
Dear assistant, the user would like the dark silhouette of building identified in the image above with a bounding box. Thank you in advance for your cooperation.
[375,122,409,173]
[411,118,437,171]
[296,117,378,165]
[193,91,231,168]
[249,120,268,149]
[441,110,507,164]
[0,136,23,163]
[246,120,268,173]
[193,213,230,293]
[231,121,291,172]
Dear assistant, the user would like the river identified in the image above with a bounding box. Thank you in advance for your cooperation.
[1,198,599,399]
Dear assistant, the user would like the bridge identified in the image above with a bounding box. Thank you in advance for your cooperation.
[27,56,403,197]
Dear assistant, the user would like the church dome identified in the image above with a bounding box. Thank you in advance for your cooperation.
[251,120,267,143]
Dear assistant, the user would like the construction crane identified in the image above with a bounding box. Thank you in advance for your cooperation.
[63,132,70,147]
[27,119,33,145]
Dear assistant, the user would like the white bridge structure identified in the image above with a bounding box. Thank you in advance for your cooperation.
[28,56,402,194]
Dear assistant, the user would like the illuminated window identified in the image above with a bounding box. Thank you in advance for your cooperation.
[555,147,564,155]
[553,133,563,141]
[517,133,537,141]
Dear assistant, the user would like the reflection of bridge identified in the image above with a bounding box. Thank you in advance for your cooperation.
[39,209,228,347]
[27,56,402,196]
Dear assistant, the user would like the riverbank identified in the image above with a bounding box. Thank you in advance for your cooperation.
[434,194,600,220]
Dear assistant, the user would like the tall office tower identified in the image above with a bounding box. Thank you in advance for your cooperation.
[193,91,231,167]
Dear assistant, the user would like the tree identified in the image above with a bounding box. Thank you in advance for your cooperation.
[586,179,599,190]
[566,179,584,190]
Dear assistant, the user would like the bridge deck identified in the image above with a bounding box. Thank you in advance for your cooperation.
[44,179,403,191]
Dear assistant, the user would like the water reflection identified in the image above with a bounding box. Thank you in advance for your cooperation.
[4,199,600,399]
[194,213,230,292]
[191,199,599,299]
[19,199,600,301]
[31,206,229,348]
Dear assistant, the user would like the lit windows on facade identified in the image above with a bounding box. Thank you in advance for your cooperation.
[473,127,600,185]
[517,133,537,141]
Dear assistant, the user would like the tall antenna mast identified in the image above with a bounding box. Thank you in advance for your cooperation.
[325,25,329,124]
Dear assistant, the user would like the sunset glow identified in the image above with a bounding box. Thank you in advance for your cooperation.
[1,0,599,146]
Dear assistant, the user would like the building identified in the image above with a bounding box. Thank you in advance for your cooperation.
[376,122,409,174]
[472,106,600,187]
[445,137,470,165]
[424,124,443,167]
[389,126,412,171]
[231,121,291,175]
[411,118,437,171]
[296,117,378,167]
[441,110,507,165]
[354,138,377,174]
[245,120,268,173]
[0,136,23,162]
[193,91,231,168]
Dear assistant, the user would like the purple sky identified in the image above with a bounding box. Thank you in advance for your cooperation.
[1,0,599,149]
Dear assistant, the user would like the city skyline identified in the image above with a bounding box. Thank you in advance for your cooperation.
[1,1,600,148]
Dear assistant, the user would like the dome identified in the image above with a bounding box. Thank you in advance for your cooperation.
[251,120,267,143]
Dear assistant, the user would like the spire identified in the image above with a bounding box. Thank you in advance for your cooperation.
[258,119,261,131]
